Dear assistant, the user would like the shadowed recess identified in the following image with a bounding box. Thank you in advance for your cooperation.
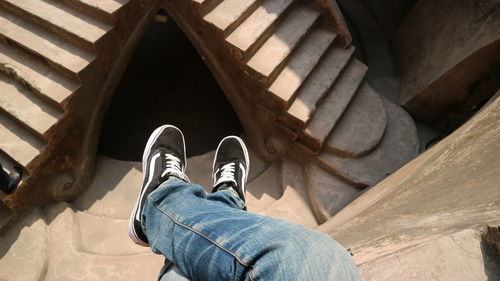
[98,17,243,161]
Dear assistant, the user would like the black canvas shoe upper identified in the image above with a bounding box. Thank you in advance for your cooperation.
[129,125,188,247]
[212,136,249,203]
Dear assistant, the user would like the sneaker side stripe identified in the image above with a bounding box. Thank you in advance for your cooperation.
[135,152,161,221]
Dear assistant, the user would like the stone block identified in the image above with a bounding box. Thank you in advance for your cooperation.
[318,94,500,267]
[395,0,500,132]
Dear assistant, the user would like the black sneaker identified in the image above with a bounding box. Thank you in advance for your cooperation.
[128,125,189,247]
[211,136,250,203]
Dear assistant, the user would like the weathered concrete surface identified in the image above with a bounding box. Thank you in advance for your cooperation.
[317,98,419,187]
[306,163,359,224]
[246,164,283,214]
[0,208,48,281]
[73,157,143,219]
[318,94,500,270]
[358,229,500,281]
[395,0,500,132]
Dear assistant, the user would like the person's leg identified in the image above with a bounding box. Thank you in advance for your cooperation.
[144,178,360,281]
[157,261,190,281]
[130,126,360,280]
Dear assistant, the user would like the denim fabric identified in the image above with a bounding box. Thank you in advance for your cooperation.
[143,178,361,281]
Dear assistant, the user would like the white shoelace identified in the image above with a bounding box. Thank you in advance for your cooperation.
[216,163,236,185]
[161,154,183,178]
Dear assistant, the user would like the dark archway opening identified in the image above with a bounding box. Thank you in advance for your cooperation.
[98,16,243,161]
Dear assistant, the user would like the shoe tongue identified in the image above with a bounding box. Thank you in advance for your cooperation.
[214,165,237,188]
[159,171,190,183]
[216,178,237,188]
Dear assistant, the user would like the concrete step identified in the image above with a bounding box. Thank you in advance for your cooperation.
[324,82,387,157]
[0,208,48,281]
[262,159,318,228]
[316,98,419,187]
[72,156,143,219]
[0,0,112,50]
[44,203,164,281]
[279,45,354,134]
[0,8,95,77]
[226,0,293,58]
[247,5,319,83]
[0,110,45,167]
[305,163,359,224]
[299,59,367,152]
[53,0,128,24]
[0,41,79,105]
[265,26,336,111]
[75,211,150,256]
[204,0,260,36]
[0,72,62,136]
[246,164,282,214]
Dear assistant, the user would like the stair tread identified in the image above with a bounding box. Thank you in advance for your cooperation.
[0,72,62,135]
[75,211,150,256]
[204,0,257,31]
[303,59,367,145]
[3,0,111,44]
[269,27,336,109]
[247,6,319,77]
[0,111,45,167]
[263,160,318,228]
[45,203,164,280]
[325,82,387,157]
[306,163,359,224]
[246,165,282,214]
[316,98,419,187]
[0,9,95,74]
[226,0,293,52]
[285,45,354,129]
[0,42,78,104]
[73,0,128,15]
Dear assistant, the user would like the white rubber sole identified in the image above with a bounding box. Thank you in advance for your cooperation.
[128,125,186,247]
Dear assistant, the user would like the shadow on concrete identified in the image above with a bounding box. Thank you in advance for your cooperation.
[481,234,500,280]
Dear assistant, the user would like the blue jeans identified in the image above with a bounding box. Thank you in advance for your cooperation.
[142,178,361,281]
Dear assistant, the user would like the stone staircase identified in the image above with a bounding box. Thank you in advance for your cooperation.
[0,0,101,204]
[0,0,418,229]
[0,0,156,217]
[165,0,419,222]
